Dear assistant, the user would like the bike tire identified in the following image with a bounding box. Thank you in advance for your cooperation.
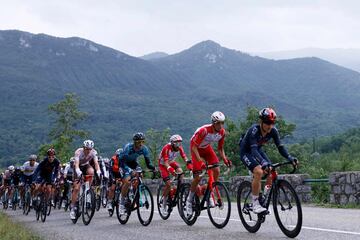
[273,179,302,238]
[237,181,262,233]
[178,183,198,226]
[156,183,171,220]
[82,188,95,225]
[137,185,154,226]
[207,181,231,229]
[101,186,108,208]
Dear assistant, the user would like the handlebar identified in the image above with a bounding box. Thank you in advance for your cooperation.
[271,161,298,174]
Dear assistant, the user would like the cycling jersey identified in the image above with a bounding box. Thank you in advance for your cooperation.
[191,124,225,149]
[74,148,98,166]
[240,124,292,171]
[21,161,39,176]
[32,157,60,184]
[190,124,225,172]
[119,143,154,172]
[158,143,187,165]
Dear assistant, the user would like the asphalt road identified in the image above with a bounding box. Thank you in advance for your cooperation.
[3,203,360,240]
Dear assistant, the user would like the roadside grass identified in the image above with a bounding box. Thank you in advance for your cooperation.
[0,212,42,240]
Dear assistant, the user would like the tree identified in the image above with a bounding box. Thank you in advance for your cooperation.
[39,93,89,162]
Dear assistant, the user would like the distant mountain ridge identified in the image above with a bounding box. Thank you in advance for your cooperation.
[140,51,169,60]
[255,47,360,73]
[1,30,360,165]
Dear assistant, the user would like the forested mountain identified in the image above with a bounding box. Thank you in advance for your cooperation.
[1,30,360,165]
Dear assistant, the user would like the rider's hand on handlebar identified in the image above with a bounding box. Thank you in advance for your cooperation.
[186,160,193,171]
[224,158,232,167]
[292,157,299,168]
[167,166,176,176]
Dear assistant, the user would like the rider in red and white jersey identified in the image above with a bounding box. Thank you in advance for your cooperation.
[186,111,232,216]
[158,134,192,214]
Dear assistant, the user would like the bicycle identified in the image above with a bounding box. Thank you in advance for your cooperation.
[71,175,96,225]
[2,185,10,209]
[62,180,72,212]
[156,171,185,220]
[22,183,32,215]
[178,164,231,229]
[34,183,51,222]
[100,177,108,208]
[237,161,302,238]
[11,185,20,211]
[116,168,154,226]
[108,179,121,217]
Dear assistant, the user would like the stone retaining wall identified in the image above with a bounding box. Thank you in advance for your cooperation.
[329,172,360,204]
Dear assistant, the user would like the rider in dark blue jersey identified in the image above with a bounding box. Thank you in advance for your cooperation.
[118,132,155,215]
[239,108,298,214]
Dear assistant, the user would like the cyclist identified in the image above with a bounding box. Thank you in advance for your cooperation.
[70,140,102,220]
[1,166,15,206]
[20,155,39,206]
[32,148,60,208]
[118,132,156,215]
[186,111,232,215]
[107,148,123,211]
[239,107,298,214]
[158,134,192,214]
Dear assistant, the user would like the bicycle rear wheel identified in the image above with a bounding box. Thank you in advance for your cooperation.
[156,183,171,220]
[237,181,262,233]
[82,188,95,225]
[23,191,31,215]
[273,179,302,238]
[207,181,231,228]
[137,185,154,226]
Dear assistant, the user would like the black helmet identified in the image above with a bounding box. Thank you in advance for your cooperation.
[133,132,145,141]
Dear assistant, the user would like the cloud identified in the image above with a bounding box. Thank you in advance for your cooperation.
[1,0,360,56]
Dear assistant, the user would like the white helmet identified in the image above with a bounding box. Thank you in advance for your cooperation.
[115,148,123,155]
[170,134,182,143]
[83,139,94,149]
[211,111,225,123]
[8,165,15,171]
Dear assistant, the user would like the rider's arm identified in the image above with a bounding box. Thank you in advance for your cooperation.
[272,128,293,161]
[143,146,155,170]
[32,160,43,181]
[179,146,189,162]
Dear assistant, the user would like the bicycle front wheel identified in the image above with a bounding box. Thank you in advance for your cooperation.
[207,181,231,228]
[178,183,198,226]
[137,185,154,226]
[82,188,95,225]
[237,181,262,233]
[101,186,108,208]
[273,179,302,238]
[156,183,171,220]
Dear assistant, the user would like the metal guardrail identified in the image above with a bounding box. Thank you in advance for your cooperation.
[303,178,329,183]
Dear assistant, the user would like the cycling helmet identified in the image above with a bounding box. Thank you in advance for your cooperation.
[29,154,37,161]
[170,134,182,143]
[8,165,15,171]
[211,111,225,123]
[259,108,277,124]
[115,148,123,155]
[83,139,94,149]
[133,132,145,141]
[47,148,56,156]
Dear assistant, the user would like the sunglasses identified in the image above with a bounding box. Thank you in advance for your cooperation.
[173,141,182,147]
[84,147,92,151]
[135,140,145,144]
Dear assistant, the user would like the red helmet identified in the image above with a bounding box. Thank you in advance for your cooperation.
[259,108,277,124]
[47,148,56,156]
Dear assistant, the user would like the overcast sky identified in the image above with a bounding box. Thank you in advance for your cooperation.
[1,0,360,56]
